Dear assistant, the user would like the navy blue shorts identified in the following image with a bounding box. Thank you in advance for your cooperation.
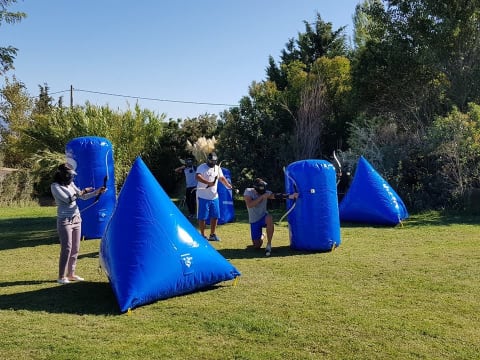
[250,214,267,241]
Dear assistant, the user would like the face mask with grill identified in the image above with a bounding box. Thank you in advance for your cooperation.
[207,153,218,168]
[254,180,267,194]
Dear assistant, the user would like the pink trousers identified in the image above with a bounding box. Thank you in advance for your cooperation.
[57,216,82,278]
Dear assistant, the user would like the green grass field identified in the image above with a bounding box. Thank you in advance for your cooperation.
[0,206,479,360]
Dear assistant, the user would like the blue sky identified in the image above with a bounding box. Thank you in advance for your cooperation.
[4,0,360,120]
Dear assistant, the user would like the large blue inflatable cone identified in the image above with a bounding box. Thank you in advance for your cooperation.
[339,156,409,225]
[100,157,240,312]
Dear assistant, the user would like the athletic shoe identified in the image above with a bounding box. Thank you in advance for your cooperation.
[265,245,272,257]
[209,234,220,241]
[57,278,70,284]
[68,275,84,281]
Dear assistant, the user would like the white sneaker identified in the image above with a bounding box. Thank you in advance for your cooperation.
[68,275,85,281]
[57,278,70,285]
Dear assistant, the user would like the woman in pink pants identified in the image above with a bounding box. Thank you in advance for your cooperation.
[50,163,105,284]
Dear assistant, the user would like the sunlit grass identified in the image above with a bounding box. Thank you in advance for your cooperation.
[0,206,479,359]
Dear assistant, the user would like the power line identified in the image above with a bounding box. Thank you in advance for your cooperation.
[49,89,69,96]
[74,88,238,107]
[37,88,239,107]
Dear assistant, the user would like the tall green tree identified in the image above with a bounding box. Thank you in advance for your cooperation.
[348,0,480,210]
[220,13,351,190]
[352,0,480,124]
[0,76,33,167]
[33,83,54,115]
[218,81,292,192]
[352,0,383,49]
[428,104,480,201]
[267,13,349,91]
[0,0,26,75]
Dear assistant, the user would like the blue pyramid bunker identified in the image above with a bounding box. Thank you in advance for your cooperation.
[339,156,408,226]
[100,157,240,312]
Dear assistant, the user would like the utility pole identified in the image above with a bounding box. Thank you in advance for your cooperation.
[70,85,73,108]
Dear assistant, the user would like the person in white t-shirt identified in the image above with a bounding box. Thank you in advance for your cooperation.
[195,152,232,241]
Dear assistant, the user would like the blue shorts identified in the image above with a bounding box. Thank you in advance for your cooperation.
[250,214,267,241]
[197,197,220,220]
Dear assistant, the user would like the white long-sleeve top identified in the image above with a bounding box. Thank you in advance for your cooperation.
[50,182,97,218]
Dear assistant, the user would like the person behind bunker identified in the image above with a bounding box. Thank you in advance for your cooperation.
[175,157,197,218]
[243,178,298,256]
[50,163,106,285]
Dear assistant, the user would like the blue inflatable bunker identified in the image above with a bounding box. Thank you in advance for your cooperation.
[65,136,116,239]
[285,160,340,252]
[339,156,409,226]
[218,168,235,224]
[100,157,240,313]
[206,167,235,225]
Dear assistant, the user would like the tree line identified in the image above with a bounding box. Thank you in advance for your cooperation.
[1,0,480,211]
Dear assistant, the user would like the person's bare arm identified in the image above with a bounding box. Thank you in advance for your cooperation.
[244,193,270,208]
[174,165,185,173]
[219,176,232,189]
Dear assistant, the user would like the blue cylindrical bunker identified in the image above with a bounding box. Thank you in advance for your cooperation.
[217,167,235,224]
[285,159,340,251]
[65,136,116,239]
[206,167,235,225]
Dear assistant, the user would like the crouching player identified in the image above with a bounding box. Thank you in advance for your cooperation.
[243,178,298,256]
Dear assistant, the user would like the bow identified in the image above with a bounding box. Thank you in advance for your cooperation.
[277,167,298,224]
[333,150,342,186]
[93,174,108,203]
[206,175,218,188]
[80,150,110,213]
[95,148,110,202]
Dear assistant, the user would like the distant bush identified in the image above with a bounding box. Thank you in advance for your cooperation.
[0,168,37,207]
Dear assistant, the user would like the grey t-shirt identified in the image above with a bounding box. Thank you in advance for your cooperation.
[244,187,271,223]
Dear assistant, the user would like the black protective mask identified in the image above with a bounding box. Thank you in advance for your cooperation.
[65,173,75,184]
[254,180,267,194]
[207,153,218,168]
[255,186,266,194]
[64,172,74,184]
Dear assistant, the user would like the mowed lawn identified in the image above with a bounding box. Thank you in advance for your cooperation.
[0,206,479,360]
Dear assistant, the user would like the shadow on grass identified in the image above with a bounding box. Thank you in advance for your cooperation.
[0,278,232,315]
[404,212,480,227]
[338,212,480,228]
[218,245,333,260]
[0,216,58,251]
[78,251,100,260]
[0,281,120,315]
